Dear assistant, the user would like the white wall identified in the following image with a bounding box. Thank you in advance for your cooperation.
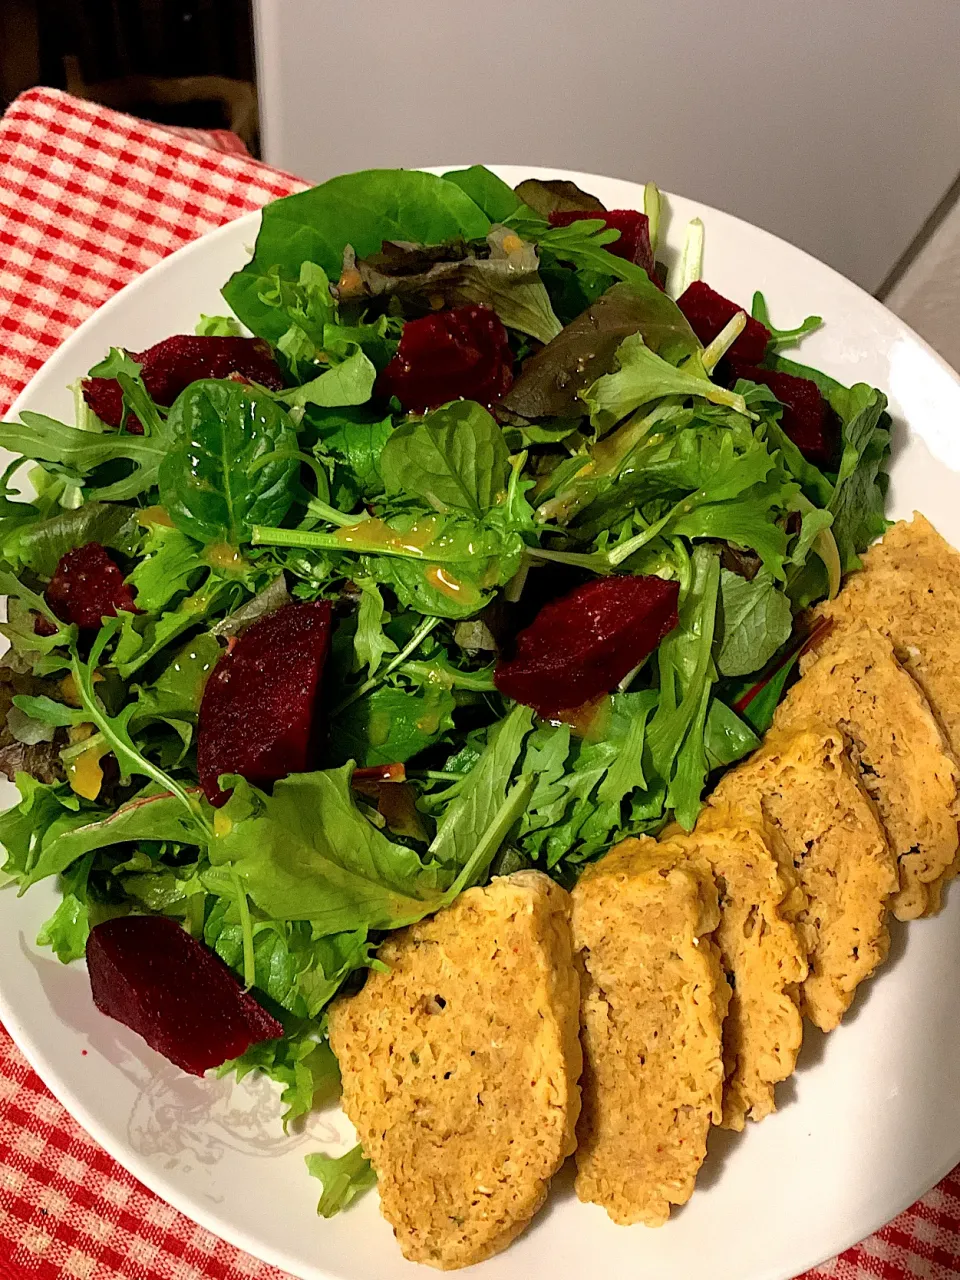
[254,0,960,295]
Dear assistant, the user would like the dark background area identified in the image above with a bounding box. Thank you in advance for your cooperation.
[0,0,259,152]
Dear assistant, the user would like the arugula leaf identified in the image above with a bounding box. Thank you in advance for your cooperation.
[159,380,300,546]
[87,349,166,438]
[222,170,490,340]
[715,569,793,677]
[825,384,891,571]
[751,291,822,352]
[0,412,167,502]
[305,1145,377,1218]
[209,767,449,932]
[582,333,748,431]
[428,704,533,874]
[380,401,509,517]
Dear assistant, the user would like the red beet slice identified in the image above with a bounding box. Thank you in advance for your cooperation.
[82,335,285,433]
[494,575,680,717]
[676,281,771,364]
[43,542,139,630]
[86,916,282,1076]
[729,363,839,468]
[197,600,332,807]
[548,209,656,278]
[375,304,513,413]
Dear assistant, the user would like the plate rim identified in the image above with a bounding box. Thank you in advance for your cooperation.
[2,164,960,1280]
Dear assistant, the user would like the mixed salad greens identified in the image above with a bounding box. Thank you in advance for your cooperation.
[0,167,890,1213]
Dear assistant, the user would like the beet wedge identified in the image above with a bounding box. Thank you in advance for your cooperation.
[197,599,332,807]
[83,335,285,432]
[494,575,680,717]
[86,917,282,1076]
[43,542,139,631]
[729,363,839,469]
[375,304,513,413]
[676,281,771,365]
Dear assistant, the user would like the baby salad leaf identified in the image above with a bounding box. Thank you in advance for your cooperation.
[208,767,450,932]
[225,1030,341,1129]
[159,380,300,546]
[222,169,491,341]
[380,401,510,516]
[277,349,377,410]
[4,502,140,579]
[305,1146,377,1218]
[751,291,822,353]
[329,683,456,767]
[126,524,206,613]
[715,569,793,678]
[196,313,242,337]
[582,333,748,431]
[352,580,398,679]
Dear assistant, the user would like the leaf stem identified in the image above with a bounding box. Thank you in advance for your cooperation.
[701,312,746,373]
[330,616,441,715]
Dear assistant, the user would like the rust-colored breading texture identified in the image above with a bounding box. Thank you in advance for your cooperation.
[668,811,807,1130]
[571,837,729,1225]
[326,872,581,1271]
[774,624,960,921]
[811,513,960,909]
[710,722,898,1031]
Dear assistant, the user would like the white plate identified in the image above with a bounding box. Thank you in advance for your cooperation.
[3,166,960,1280]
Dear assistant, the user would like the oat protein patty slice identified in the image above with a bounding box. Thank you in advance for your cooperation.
[668,810,807,1130]
[572,837,729,1225]
[710,722,898,1031]
[774,624,960,921]
[327,871,581,1271]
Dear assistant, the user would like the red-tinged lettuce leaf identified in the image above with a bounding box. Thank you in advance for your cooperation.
[197,600,332,807]
[501,281,700,421]
[513,178,607,217]
[87,916,283,1076]
[494,575,680,717]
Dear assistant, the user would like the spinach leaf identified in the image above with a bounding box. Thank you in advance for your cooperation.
[159,380,299,546]
[222,170,490,339]
[443,165,524,221]
[209,767,450,932]
[704,697,759,769]
[715,569,793,677]
[380,401,509,516]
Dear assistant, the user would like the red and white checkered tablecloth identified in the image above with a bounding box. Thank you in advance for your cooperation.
[1,84,959,1280]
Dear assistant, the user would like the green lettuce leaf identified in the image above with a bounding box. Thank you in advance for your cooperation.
[305,1145,377,1218]
[715,569,793,678]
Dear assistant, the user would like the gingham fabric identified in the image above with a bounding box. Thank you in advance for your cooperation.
[0,85,958,1280]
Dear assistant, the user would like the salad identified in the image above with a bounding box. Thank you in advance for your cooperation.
[0,167,890,1214]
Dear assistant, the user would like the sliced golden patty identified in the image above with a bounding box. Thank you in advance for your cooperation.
[710,722,898,1031]
[775,624,960,921]
[814,513,960,754]
[812,514,960,911]
[572,837,729,1225]
[327,872,581,1271]
[668,810,807,1130]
